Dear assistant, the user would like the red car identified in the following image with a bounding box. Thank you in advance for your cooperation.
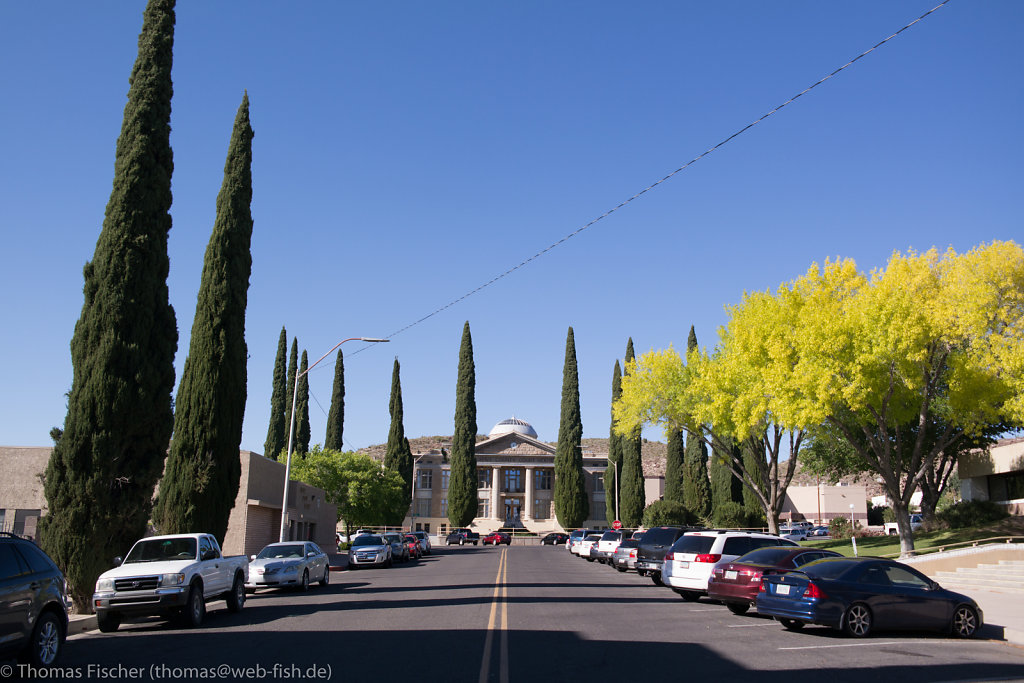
[403,534,422,560]
[707,546,842,615]
[482,532,511,546]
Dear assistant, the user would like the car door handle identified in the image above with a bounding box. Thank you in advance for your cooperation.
[30,582,41,590]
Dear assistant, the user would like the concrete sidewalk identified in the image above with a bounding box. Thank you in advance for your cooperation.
[957,587,1024,646]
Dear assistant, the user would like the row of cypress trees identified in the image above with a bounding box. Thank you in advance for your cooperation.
[41,0,258,611]
[263,329,331,460]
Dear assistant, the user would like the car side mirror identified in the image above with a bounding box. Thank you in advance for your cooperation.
[113,556,123,567]
[250,555,257,561]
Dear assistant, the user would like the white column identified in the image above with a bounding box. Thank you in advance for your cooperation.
[524,467,534,522]
[491,467,501,521]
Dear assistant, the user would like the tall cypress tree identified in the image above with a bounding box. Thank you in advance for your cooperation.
[41,0,178,612]
[711,439,744,510]
[683,327,711,519]
[264,326,287,460]
[324,349,345,451]
[742,441,766,524]
[554,327,588,529]
[284,337,298,441]
[153,94,254,544]
[448,322,478,527]
[384,358,414,506]
[296,350,310,455]
[603,360,624,524]
[619,338,645,527]
[664,428,686,505]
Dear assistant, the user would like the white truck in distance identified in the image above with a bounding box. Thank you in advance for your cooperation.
[92,533,248,632]
[884,514,924,536]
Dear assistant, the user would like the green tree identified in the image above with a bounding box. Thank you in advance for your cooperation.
[41,0,178,613]
[284,337,298,440]
[682,327,710,518]
[741,441,766,526]
[324,350,345,451]
[291,446,407,534]
[295,350,310,455]
[554,327,588,529]
[264,326,288,460]
[448,322,478,527]
[153,94,254,544]
[663,428,685,506]
[603,360,624,523]
[643,499,698,528]
[384,358,414,510]
[711,439,744,512]
[619,338,645,527]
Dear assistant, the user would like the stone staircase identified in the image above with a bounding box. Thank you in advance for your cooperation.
[934,560,1024,593]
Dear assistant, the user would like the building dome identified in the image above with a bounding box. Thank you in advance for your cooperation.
[489,417,538,439]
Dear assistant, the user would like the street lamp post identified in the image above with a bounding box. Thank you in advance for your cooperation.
[279,337,388,543]
[849,503,858,557]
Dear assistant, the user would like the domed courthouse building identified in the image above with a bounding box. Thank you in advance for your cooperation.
[406,418,654,535]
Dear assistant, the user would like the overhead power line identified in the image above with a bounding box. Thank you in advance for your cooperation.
[347,0,952,357]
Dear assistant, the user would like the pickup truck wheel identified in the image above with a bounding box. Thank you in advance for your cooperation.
[96,611,121,633]
[459,538,465,546]
[180,585,205,628]
[300,569,309,592]
[226,575,245,612]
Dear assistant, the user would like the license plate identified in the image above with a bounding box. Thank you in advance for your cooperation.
[725,570,737,580]
[677,561,689,569]
[776,584,791,595]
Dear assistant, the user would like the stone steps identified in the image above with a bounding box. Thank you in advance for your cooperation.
[936,560,1024,593]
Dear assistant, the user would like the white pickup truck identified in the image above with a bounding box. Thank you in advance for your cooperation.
[92,533,248,632]
[884,514,924,536]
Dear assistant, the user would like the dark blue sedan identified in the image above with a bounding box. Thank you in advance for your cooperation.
[756,556,982,638]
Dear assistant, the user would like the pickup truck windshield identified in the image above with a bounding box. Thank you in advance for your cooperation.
[256,544,304,559]
[124,538,198,563]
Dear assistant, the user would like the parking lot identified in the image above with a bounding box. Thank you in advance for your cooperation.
[54,545,1024,682]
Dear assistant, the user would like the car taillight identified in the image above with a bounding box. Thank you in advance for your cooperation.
[804,581,827,599]
[759,582,767,593]
[750,571,762,583]
[713,568,724,577]
[629,549,636,558]
[694,554,722,563]
[664,552,675,561]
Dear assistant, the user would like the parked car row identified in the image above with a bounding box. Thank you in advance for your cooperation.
[569,525,984,639]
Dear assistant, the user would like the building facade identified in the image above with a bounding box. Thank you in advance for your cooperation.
[407,418,660,534]
[959,437,1024,515]
[0,446,336,557]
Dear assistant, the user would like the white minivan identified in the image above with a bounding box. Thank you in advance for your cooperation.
[662,530,798,601]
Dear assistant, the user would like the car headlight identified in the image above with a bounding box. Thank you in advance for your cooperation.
[160,573,185,587]
[95,578,114,593]
[283,565,298,574]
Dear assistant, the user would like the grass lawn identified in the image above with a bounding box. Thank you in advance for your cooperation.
[803,516,1024,557]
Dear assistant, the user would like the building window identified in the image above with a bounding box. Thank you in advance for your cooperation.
[478,498,491,518]
[592,501,606,521]
[596,474,604,488]
[478,468,491,489]
[989,471,1024,502]
[533,499,549,520]
[418,469,433,489]
[535,469,553,490]
[504,468,523,493]
[440,498,448,516]
[416,500,430,518]
[441,470,450,490]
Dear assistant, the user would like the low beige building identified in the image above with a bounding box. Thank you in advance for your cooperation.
[958,437,1024,515]
[780,484,868,525]
[0,446,336,557]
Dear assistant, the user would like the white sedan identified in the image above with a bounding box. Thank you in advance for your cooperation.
[246,541,330,592]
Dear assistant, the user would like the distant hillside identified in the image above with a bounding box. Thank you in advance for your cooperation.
[359,435,669,477]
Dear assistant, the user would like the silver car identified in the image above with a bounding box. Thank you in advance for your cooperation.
[348,535,393,569]
[247,541,330,592]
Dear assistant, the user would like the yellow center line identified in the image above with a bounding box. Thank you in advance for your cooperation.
[479,547,510,683]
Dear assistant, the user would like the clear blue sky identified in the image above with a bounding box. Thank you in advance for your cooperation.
[1,1,1021,453]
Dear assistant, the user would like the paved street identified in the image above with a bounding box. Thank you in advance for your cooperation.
[56,546,1024,682]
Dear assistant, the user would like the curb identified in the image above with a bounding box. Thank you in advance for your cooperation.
[68,614,96,636]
